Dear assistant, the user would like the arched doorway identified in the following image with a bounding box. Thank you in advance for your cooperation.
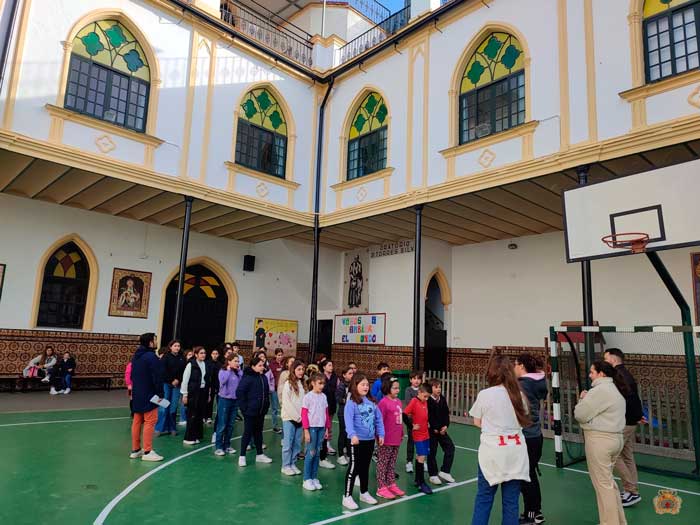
[424,274,448,373]
[161,264,228,350]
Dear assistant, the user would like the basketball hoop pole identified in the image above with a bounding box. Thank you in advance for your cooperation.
[646,251,700,475]
[576,165,595,388]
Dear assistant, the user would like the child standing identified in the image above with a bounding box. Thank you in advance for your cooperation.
[376,376,405,499]
[181,347,214,445]
[281,360,306,476]
[427,378,456,485]
[342,373,385,510]
[302,373,331,491]
[236,356,272,466]
[124,361,133,417]
[214,355,242,456]
[404,383,433,495]
[403,371,422,473]
[335,366,355,466]
[371,362,391,401]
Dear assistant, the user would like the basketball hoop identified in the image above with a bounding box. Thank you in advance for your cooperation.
[601,232,650,254]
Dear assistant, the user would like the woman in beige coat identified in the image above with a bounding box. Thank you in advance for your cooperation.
[574,361,628,525]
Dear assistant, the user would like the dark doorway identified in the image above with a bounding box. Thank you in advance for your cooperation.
[317,319,333,361]
[424,276,447,372]
[162,264,228,351]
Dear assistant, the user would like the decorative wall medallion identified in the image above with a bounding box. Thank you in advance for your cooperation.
[356,186,368,202]
[688,85,700,109]
[95,134,116,153]
[478,148,496,169]
[255,182,269,198]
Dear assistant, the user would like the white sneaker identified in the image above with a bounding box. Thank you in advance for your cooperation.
[226,447,236,455]
[359,492,378,505]
[303,479,316,491]
[337,455,349,466]
[405,461,413,473]
[63,388,70,394]
[183,440,197,445]
[214,449,225,456]
[281,466,295,476]
[41,377,50,383]
[206,418,213,425]
[438,471,455,483]
[342,496,359,510]
[313,479,323,490]
[263,443,267,450]
[319,459,336,469]
[50,387,58,395]
[211,433,216,444]
[246,445,252,451]
[142,450,163,462]
[256,454,272,463]
[129,449,143,459]
[292,465,301,475]
[178,421,186,426]
[429,476,442,485]
[238,456,247,467]
[327,444,337,455]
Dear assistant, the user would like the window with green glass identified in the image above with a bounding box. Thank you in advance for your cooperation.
[65,20,151,132]
[643,0,699,83]
[347,92,388,181]
[459,32,525,144]
[235,88,288,178]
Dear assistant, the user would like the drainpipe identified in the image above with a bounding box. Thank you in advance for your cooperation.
[309,78,334,363]
[0,0,21,93]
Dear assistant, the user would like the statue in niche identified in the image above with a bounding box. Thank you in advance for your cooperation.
[347,254,363,309]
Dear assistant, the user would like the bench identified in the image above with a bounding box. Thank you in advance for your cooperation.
[0,375,19,393]
[2,374,112,392]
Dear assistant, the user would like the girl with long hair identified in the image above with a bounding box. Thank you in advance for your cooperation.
[574,361,627,525]
[236,356,272,467]
[469,355,531,525]
[280,360,306,475]
[181,347,214,445]
[23,345,57,381]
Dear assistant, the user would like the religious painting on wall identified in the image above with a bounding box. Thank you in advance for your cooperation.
[343,248,369,314]
[0,263,5,302]
[253,318,298,355]
[692,253,700,325]
[108,268,151,318]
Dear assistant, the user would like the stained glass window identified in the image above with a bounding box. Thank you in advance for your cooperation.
[643,1,699,82]
[235,88,288,178]
[37,242,90,329]
[65,20,150,132]
[347,92,389,180]
[459,32,525,144]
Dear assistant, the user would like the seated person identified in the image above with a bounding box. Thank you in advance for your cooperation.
[23,346,57,383]
[50,351,76,395]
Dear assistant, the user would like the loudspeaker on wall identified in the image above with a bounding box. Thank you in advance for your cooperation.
[243,255,255,272]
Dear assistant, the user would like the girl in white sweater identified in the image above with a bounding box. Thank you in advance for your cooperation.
[280,360,306,476]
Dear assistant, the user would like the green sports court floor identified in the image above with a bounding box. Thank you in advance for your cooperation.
[1,400,699,524]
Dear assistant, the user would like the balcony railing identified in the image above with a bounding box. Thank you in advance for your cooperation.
[335,4,411,65]
[329,0,391,25]
[220,0,314,68]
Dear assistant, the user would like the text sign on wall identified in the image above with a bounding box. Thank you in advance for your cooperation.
[334,313,386,345]
[369,239,414,258]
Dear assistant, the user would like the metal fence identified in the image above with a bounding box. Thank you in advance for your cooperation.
[331,0,391,25]
[220,0,314,67]
[427,370,696,460]
[335,4,411,65]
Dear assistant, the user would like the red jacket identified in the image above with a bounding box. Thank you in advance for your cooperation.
[404,397,429,441]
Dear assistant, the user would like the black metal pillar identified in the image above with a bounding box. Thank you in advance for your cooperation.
[172,196,193,341]
[576,165,595,387]
[412,204,423,371]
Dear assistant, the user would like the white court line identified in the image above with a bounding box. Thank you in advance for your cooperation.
[94,429,272,525]
[308,477,478,525]
[0,416,130,427]
[454,445,700,497]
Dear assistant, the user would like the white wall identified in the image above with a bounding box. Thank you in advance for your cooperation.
[0,193,341,341]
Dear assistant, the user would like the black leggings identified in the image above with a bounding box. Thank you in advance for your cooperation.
[521,435,543,513]
[241,414,264,456]
[345,440,374,496]
[337,413,349,456]
[185,388,207,441]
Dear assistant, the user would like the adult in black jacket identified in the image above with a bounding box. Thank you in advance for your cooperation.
[156,340,186,435]
[181,347,214,444]
[515,353,548,525]
[130,333,164,461]
[236,356,271,466]
[604,348,643,507]
[426,378,455,483]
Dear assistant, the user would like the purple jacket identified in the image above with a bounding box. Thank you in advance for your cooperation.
[218,368,242,400]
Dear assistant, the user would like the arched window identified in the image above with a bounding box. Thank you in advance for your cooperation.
[459,32,525,144]
[235,88,288,178]
[347,92,388,181]
[65,20,150,132]
[37,242,90,329]
[643,0,699,82]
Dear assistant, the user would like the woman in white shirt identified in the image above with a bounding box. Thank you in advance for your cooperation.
[469,355,530,525]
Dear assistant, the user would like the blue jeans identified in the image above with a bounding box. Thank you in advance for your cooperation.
[215,397,238,451]
[471,465,521,525]
[270,391,280,428]
[282,420,302,468]
[155,383,180,433]
[303,427,324,481]
[63,374,72,390]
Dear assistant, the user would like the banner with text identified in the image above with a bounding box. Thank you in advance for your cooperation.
[334,313,386,345]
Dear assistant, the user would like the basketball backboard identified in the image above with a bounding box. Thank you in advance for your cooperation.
[563,158,700,262]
